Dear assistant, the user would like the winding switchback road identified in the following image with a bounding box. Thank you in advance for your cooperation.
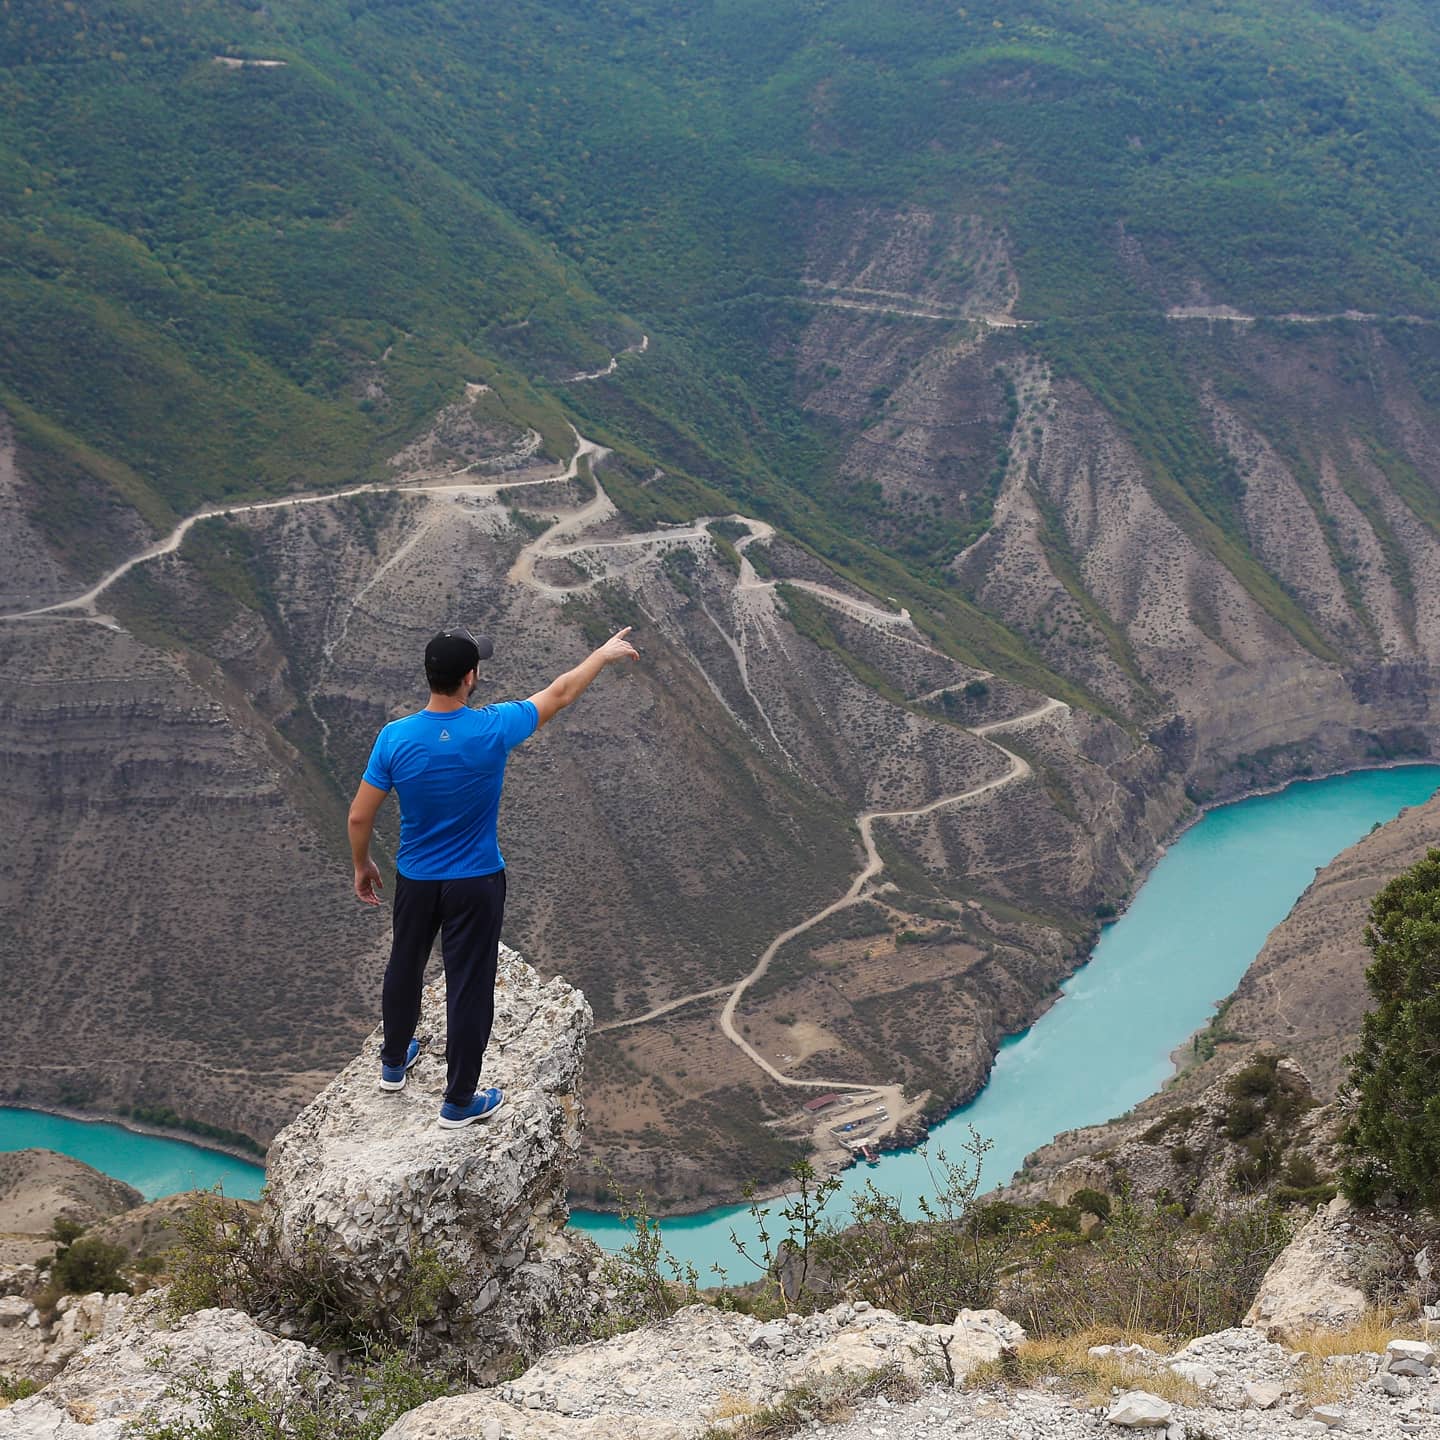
[2,428,608,624]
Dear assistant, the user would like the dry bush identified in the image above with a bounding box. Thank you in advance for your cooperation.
[968,1333,1204,1408]
[1003,1195,1293,1340]
[165,1191,452,1355]
[696,1366,919,1440]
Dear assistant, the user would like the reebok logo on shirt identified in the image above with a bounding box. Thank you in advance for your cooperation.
[439,729,451,740]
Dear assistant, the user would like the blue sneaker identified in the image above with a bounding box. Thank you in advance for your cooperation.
[378,1038,421,1091]
[437,1088,507,1128]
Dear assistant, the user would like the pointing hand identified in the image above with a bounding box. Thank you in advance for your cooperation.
[599,627,640,665]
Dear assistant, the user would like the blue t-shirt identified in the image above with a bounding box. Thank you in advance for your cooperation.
[362,701,539,880]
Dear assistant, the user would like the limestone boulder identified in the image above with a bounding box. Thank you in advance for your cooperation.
[0,1298,330,1439]
[39,1291,131,1377]
[264,947,595,1373]
[1242,1196,1368,1338]
[1106,1390,1172,1427]
[381,1301,1026,1440]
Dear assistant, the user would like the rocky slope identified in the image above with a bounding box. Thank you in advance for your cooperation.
[0,1152,139,1266]
[1009,788,1440,1203]
[3,996,1437,1439]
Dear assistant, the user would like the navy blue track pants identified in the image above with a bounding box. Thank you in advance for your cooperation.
[380,869,505,1106]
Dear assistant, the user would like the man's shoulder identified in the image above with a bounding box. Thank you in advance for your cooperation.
[477,699,536,720]
[377,709,438,744]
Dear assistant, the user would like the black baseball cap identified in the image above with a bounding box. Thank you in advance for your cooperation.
[425,625,494,675]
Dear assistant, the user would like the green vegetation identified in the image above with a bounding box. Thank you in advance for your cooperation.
[1220,1053,1317,1194]
[43,1218,132,1300]
[131,1355,454,1440]
[119,1104,265,1158]
[8,0,1439,708]
[601,1137,1291,1346]
[167,1191,454,1353]
[1341,848,1440,1209]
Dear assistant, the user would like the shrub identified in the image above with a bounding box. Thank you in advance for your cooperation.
[1341,849,1440,1208]
[695,1366,919,1440]
[50,1234,130,1297]
[1068,1189,1112,1222]
[130,1351,454,1440]
[166,1192,452,1354]
[1222,1099,1264,1141]
[1005,1195,1293,1339]
[1139,1107,1199,1144]
[811,1132,1007,1324]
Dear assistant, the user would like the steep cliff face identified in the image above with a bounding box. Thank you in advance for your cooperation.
[0,615,386,1142]
[1209,789,1440,1100]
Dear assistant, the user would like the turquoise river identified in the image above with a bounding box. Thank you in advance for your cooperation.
[3,765,1437,1277]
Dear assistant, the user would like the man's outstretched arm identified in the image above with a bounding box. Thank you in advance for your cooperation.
[349,781,388,905]
[528,627,639,729]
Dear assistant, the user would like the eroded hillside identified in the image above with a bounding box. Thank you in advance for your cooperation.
[7,262,1440,1208]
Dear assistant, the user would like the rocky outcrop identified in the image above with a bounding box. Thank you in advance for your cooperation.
[1210,788,1440,1100]
[1009,1054,1337,1214]
[380,1301,1024,1440]
[1243,1196,1371,1338]
[0,1290,164,1387]
[381,1304,1440,1440]
[264,947,595,1371]
[0,1298,330,1438]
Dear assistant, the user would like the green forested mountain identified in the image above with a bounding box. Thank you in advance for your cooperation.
[6,0,1440,612]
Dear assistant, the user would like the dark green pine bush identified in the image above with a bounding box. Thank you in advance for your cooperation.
[1341,848,1440,1209]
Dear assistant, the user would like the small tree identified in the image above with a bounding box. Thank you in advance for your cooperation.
[51,1234,130,1296]
[1341,848,1440,1208]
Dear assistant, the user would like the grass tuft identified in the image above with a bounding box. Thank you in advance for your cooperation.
[697,1366,920,1440]
[967,1332,1204,1409]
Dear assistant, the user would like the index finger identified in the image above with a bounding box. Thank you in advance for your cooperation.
[613,626,632,640]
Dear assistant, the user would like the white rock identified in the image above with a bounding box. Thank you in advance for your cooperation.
[1386,1338,1436,1371]
[1388,1358,1432,1378]
[0,1298,330,1439]
[383,1300,1027,1439]
[1106,1391,1172,1428]
[266,948,595,1374]
[1244,1379,1285,1409]
[1311,1403,1347,1428]
[1167,1359,1218,1389]
[1243,1198,1368,1339]
[1379,1372,1411,1397]
[0,1297,30,1327]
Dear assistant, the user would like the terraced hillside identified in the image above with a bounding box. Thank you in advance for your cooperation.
[5,0,1440,1206]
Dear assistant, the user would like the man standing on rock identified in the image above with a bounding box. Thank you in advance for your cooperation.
[348,624,639,1127]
